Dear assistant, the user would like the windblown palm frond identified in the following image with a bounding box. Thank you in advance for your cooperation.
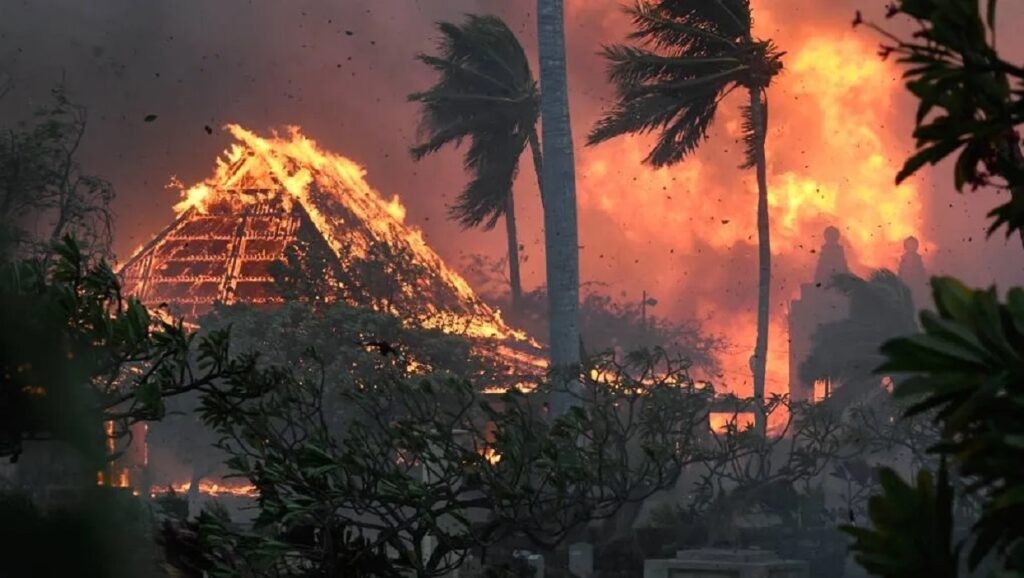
[450,129,525,229]
[587,0,781,168]
[589,0,783,430]
[409,15,539,230]
[831,270,917,327]
[626,0,751,52]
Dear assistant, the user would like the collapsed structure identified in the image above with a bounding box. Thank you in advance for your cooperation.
[119,124,543,377]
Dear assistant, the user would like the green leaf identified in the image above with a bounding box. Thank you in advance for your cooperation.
[896,139,964,184]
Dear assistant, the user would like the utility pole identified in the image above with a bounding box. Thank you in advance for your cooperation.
[641,291,657,345]
[641,290,647,338]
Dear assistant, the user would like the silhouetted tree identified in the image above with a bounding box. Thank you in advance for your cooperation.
[410,15,541,312]
[845,2,1024,575]
[857,0,1024,244]
[0,237,251,465]
[0,86,113,260]
[589,0,784,432]
[800,270,917,403]
[537,0,582,412]
[190,350,712,577]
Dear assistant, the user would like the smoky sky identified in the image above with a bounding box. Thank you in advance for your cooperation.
[3,0,1023,393]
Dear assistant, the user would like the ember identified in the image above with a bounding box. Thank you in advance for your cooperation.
[152,480,259,498]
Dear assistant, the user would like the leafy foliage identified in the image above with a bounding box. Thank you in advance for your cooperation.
[860,0,1024,239]
[148,299,484,492]
[873,278,1024,571]
[845,3,1024,575]
[180,348,714,577]
[685,395,860,544]
[0,236,251,464]
[844,466,959,578]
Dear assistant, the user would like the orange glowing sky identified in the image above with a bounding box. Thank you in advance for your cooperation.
[563,0,931,393]
[4,0,1023,396]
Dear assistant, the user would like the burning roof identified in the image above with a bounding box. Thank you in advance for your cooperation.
[120,125,539,364]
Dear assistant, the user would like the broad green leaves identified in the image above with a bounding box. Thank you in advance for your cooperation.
[875,0,1024,239]
[843,465,959,578]
[873,277,1024,572]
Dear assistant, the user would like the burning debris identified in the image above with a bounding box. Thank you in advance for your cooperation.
[150,480,258,499]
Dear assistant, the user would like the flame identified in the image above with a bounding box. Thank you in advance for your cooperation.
[482,447,502,465]
[710,412,757,434]
[152,480,259,498]
[166,124,532,344]
[173,183,212,215]
[576,28,927,400]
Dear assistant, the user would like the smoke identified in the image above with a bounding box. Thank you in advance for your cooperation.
[2,0,1022,395]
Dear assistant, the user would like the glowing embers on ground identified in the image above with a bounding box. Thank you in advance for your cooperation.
[151,479,259,498]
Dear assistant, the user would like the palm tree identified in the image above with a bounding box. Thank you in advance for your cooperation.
[537,0,582,413]
[587,0,783,431]
[409,14,543,313]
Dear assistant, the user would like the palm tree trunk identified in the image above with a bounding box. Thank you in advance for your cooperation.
[537,0,581,415]
[504,192,523,313]
[528,127,545,209]
[750,87,771,436]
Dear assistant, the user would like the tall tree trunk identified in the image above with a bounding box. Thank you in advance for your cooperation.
[504,192,523,313]
[528,126,545,209]
[750,87,771,436]
[537,0,581,415]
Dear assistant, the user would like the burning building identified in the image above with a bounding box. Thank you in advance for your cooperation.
[121,125,522,337]
[115,125,544,497]
[119,124,542,371]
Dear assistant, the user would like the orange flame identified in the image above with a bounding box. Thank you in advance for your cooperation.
[169,125,530,344]
[576,27,928,400]
[152,480,259,498]
[710,412,757,434]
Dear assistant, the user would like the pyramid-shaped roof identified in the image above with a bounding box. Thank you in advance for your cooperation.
[120,125,536,358]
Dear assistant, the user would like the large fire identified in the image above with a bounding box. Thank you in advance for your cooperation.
[128,123,533,345]
[152,480,259,499]
[112,2,930,429]
[570,7,929,400]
